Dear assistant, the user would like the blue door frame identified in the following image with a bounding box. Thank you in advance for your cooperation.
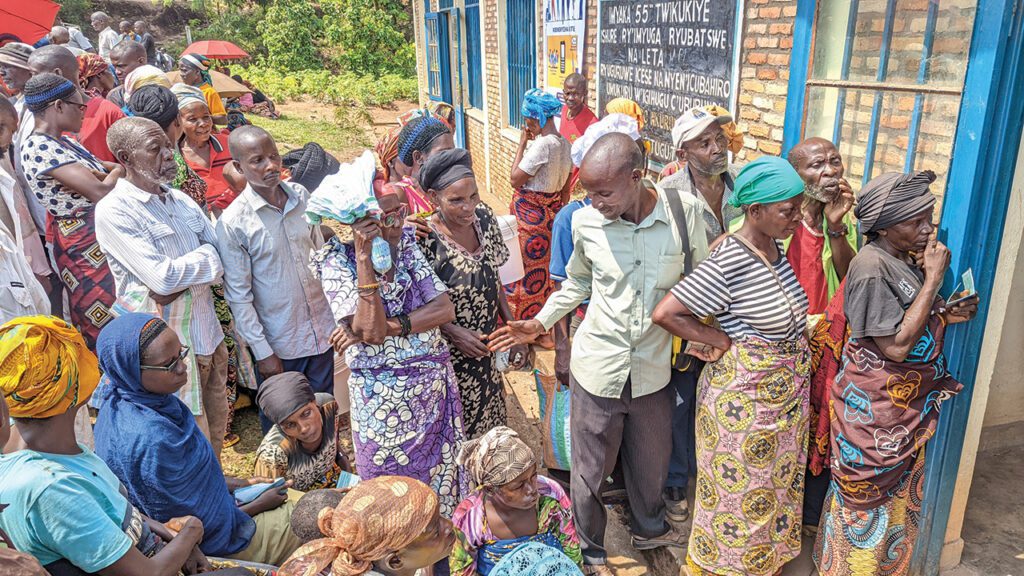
[784,0,1024,573]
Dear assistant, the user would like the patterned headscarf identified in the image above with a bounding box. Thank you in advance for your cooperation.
[605,98,645,130]
[278,476,439,576]
[854,170,937,234]
[729,155,805,207]
[520,89,562,128]
[375,126,401,181]
[398,100,455,129]
[180,53,213,85]
[77,53,109,98]
[171,82,207,110]
[0,316,99,419]
[457,426,536,490]
[124,65,170,102]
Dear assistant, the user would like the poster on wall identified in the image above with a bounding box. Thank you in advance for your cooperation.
[544,0,587,94]
[597,0,740,166]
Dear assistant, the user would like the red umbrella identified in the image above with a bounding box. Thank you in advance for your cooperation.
[0,0,60,45]
[180,40,249,60]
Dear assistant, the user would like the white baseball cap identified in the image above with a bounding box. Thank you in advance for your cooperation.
[671,107,733,148]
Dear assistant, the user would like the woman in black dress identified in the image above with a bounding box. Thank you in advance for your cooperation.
[416,149,526,437]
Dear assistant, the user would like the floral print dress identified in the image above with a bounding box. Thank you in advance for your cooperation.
[418,206,509,438]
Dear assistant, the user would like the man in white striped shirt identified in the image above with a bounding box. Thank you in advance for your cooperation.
[95,117,230,458]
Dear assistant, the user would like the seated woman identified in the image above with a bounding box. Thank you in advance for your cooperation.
[172,83,244,216]
[279,476,455,576]
[253,372,349,492]
[93,313,303,567]
[312,172,464,516]
[450,426,582,576]
[0,316,207,576]
[231,75,278,119]
[178,54,227,125]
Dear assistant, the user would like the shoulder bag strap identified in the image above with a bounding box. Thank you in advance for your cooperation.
[728,233,800,336]
[663,187,693,276]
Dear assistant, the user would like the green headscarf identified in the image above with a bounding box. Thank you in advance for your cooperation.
[729,155,805,207]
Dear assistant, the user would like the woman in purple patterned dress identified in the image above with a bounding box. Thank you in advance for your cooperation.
[313,187,466,516]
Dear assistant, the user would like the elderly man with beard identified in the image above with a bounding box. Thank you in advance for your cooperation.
[786,137,858,314]
[95,116,231,458]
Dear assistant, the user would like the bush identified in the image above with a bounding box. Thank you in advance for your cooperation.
[322,0,417,76]
[257,0,322,70]
[239,65,417,107]
[187,11,266,59]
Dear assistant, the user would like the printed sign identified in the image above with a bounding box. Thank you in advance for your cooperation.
[544,0,587,92]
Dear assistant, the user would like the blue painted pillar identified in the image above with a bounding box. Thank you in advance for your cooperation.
[911,0,1024,574]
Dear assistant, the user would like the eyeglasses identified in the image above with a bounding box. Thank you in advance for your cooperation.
[381,204,409,228]
[50,98,87,112]
[140,346,190,372]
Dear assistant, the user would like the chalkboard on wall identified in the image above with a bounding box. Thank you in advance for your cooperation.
[597,0,739,166]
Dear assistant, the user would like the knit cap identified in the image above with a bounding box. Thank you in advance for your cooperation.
[396,116,450,167]
[23,73,77,113]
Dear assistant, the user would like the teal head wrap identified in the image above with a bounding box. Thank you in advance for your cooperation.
[520,89,563,128]
[729,155,805,207]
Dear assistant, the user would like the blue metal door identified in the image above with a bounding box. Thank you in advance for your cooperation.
[425,11,453,105]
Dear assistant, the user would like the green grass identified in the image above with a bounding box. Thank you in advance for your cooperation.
[248,111,372,160]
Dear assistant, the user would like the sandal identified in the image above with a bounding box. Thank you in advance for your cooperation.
[223,433,241,448]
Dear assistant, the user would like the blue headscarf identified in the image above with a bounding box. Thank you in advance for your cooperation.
[521,89,563,128]
[93,313,256,557]
[729,155,805,207]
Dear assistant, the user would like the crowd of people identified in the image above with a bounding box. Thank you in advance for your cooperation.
[0,21,979,576]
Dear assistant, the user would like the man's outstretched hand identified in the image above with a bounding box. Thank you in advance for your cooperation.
[488,320,544,351]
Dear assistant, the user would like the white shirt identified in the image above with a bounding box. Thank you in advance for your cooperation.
[0,166,48,323]
[216,182,336,360]
[95,179,224,355]
[0,157,48,277]
[67,27,93,51]
[97,27,119,62]
[11,99,45,233]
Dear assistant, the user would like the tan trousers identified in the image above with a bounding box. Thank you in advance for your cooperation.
[194,342,229,459]
[228,489,304,566]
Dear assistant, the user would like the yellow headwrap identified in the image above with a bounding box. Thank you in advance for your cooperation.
[704,104,745,154]
[0,316,99,419]
[605,98,645,130]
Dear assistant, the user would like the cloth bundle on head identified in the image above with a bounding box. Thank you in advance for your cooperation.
[489,542,583,576]
[0,42,34,71]
[124,65,170,102]
[171,82,206,109]
[729,155,805,207]
[398,100,456,129]
[396,116,450,167]
[278,476,438,576]
[306,150,392,273]
[181,53,213,85]
[704,104,745,155]
[257,372,316,425]
[22,73,77,113]
[77,53,109,84]
[854,170,937,234]
[457,426,536,490]
[605,98,645,130]
[418,148,474,192]
[520,89,563,128]
[571,113,641,168]
[375,127,401,181]
[0,316,99,419]
[283,142,341,192]
[129,84,179,130]
[93,313,256,557]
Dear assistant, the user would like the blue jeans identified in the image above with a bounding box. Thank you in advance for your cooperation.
[256,348,335,433]
[665,367,698,491]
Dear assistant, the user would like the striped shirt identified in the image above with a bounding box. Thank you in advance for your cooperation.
[671,236,808,341]
[95,179,224,355]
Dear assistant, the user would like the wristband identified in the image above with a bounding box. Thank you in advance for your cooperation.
[397,314,412,337]
[826,224,849,239]
[357,282,380,293]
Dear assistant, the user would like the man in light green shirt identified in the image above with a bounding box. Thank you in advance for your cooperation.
[490,133,708,572]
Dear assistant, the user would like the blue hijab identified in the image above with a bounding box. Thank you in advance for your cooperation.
[93,313,256,556]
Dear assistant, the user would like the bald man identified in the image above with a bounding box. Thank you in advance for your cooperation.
[558,73,596,144]
[786,137,858,314]
[490,133,708,572]
[91,12,119,62]
[96,116,230,457]
[48,27,84,56]
[107,42,147,108]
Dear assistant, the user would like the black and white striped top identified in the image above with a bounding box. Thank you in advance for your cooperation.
[671,236,809,341]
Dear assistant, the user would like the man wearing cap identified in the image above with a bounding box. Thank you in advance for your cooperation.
[660,106,743,245]
[91,12,120,63]
[216,126,337,433]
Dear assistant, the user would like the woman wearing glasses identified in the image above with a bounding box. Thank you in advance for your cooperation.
[312,178,464,516]
[95,313,303,568]
[19,73,123,350]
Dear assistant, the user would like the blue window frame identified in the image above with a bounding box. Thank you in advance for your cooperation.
[425,11,452,104]
[506,0,536,127]
[782,0,977,198]
[465,0,483,109]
